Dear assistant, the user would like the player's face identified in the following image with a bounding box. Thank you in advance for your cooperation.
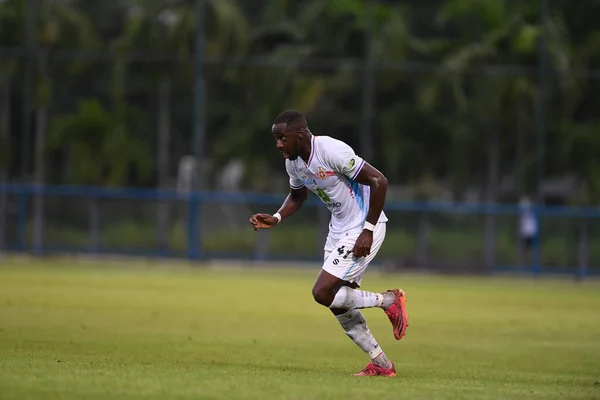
[272,123,300,160]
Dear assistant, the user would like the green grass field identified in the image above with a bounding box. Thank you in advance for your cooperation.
[1,257,599,400]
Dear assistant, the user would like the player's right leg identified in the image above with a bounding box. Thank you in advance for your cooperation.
[335,300,397,377]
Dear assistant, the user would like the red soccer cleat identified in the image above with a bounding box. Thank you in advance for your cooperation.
[353,362,396,377]
[384,289,408,340]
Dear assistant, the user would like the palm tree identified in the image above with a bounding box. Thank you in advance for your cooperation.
[409,0,544,270]
[99,0,254,251]
[0,0,101,250]
[0,0,22,251]
[0,82,9,252]
[417,0,587,271]
[9,0,100,252]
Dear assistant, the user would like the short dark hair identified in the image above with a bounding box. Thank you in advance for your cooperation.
[273,110,307,131]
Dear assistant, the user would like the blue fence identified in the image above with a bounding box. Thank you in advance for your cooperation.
[0,183,599,278]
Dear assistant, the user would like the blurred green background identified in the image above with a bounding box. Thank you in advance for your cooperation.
[1,0,600,273]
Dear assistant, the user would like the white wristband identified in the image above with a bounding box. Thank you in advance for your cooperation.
[273,212,282,224]
[363,221,375,232]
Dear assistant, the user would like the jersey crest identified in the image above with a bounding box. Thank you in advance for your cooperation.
[317,166,336,180]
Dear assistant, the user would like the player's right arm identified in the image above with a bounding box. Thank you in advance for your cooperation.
[249,186,308,230]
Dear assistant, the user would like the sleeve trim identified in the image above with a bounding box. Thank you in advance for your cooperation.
[350,159,365,180]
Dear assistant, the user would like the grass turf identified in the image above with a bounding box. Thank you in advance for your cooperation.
[0,257,599,399]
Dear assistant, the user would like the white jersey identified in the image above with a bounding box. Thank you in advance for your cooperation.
[285,135,388,238]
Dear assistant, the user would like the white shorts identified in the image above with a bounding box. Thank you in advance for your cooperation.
[322,222,386,286]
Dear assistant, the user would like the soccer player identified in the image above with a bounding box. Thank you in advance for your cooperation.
[249,110,408,377]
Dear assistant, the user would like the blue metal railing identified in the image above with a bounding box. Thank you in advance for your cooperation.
[3,183,600,216]
[0,183,599,278]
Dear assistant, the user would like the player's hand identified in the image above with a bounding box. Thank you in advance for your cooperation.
[352,230,374,258]
[249,213,279,231]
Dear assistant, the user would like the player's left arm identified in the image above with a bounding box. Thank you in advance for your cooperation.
[321,139,388,258]
[351,163,388,258]
[353,163,388,229]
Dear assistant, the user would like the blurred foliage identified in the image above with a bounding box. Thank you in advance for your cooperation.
[1,0,600,203]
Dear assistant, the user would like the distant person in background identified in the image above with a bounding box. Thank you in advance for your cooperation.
[249,110,408,377]
[519,197,538,251]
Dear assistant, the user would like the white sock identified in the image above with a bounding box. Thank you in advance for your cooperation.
[335,309,393,369]
[329,286,384,310]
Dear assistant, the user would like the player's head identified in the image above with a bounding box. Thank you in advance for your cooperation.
[271,110,311,161]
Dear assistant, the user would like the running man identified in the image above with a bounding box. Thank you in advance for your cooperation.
[249,110,408,377]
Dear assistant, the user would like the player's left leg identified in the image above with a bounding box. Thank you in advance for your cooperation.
[335,302,397,376]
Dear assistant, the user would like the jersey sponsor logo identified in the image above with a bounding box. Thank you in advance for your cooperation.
[348,158,356,169]
[312,179,341,207]
[315,185,331,203]
[317,166,336,180]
